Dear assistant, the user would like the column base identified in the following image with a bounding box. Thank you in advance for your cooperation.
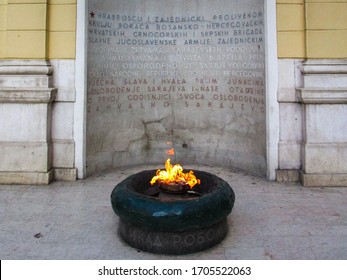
[0,169,54,185]
[54,168,77,181]
[276,169,301,182]
[300,170,347,187]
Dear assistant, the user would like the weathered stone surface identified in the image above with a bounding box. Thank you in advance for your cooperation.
[0,60,53,88]
[0,142,53,172]
[301,59,347,88]
[276,169,300,182]
[298,60,347,186]
[87,0,266,176]
[52,140,75,168]
[300,171,347,187]
[0,170,54,185]
[50,59,76,102]
[53,168,77,181]
[0,60,56,184]
[50,60,77,181]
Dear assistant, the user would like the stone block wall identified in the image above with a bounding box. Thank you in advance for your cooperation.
[276,0,347,59]
[276,0,305,58]
[276,59,303,182]
[0,0,77,183]
[50,59,76,181]
[275,0,347,186]
[305,0,347,58]
[0,0,347,186]
[276,59,347,186]
[0,60,56,184]
[298,60,347,186]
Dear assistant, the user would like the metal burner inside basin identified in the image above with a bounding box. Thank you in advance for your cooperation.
[111,169,235,255]
[158,181,190,194]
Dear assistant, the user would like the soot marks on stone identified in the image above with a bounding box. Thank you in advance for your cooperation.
[142,118,173,142]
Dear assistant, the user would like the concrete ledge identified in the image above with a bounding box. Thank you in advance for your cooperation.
[0,169,54,185]
[300,170,347,187]
[54,168,77,181]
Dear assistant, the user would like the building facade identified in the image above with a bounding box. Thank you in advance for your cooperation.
[0,0,346,186]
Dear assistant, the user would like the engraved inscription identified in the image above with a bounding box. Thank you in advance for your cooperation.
[87,0,265,114]
[126,225,226,250]
[87,0,266,176]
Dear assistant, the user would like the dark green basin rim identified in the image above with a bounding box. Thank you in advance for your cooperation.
[111,170,235,232]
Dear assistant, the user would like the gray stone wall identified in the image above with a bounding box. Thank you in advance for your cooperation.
[0,60,56,184]
[86,0,266,176]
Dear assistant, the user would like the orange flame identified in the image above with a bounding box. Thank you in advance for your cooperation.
[166,148,175,156]
[150,158,200,188]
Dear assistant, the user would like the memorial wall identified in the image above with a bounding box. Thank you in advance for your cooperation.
[86,0,266,176]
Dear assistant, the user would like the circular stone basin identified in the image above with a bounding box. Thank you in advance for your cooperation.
[111,169,235,255]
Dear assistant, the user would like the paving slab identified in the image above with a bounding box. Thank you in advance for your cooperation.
[1,165,347,260]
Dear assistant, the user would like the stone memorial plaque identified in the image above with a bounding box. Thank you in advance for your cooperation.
[87,0,266,176]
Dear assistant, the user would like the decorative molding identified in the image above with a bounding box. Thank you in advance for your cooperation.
[0,88,57,103]
[0,60,54,75]
[298,88,347,104]
[0,60,53,88]
[301,59,347,75]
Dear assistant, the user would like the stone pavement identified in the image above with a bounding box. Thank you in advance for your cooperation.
[1,165,347,260]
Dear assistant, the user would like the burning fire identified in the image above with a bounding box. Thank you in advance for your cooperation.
[150,158,200,188]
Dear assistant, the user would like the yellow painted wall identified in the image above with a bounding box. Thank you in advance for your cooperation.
[305,0,347,58]
[48,0,76,58]
[0,0,7,58]
[277,0,347,58]
[0,0,76,59]
[4,0,48,58]
[277,0,306,58]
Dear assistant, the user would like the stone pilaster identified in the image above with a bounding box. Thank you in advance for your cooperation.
[0,60,56,184]
[276,59,304,182]
[298,60,347,187]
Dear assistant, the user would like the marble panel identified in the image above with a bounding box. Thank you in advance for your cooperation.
[86,0,266,176]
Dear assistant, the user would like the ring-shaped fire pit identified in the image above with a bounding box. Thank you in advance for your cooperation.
[111,169,235,255]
